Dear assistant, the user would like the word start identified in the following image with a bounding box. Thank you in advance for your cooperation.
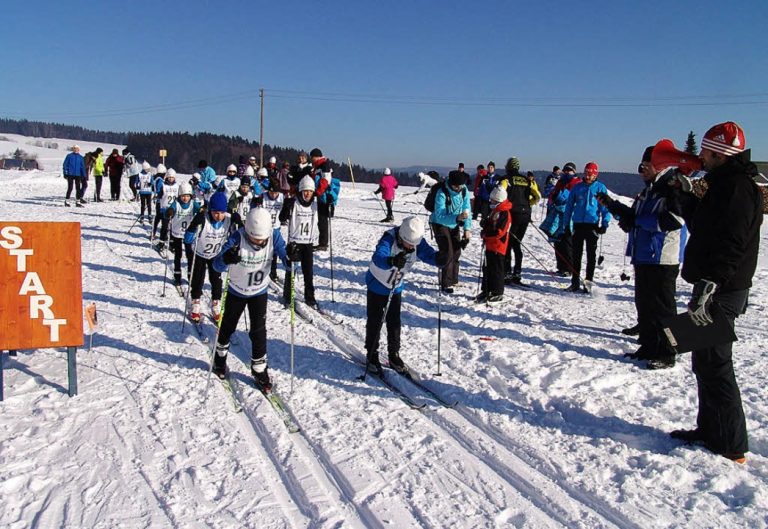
[1,226,68,341]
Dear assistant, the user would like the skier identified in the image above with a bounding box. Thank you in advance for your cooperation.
[211,208,289,389]
[309,148,336,252]
[365,216,444,375]
[227,175,258,220]
[166,182,201,287]
[137,162,154,223]
[105,148,125,201]
[84,148,105,202]
[374,167,399,222]
[151,164,167,241]
[289,151,313,196]
[195,160,218,205]
[597,144,687,369]
[184,191,240,323]
[123,148,141,201]
[475,161,501,220]
[563,162,611,293]
[429,170,472,294]
[477,186,512,303]
[501,156,536,285]
[278,175,326,309]
[62,145,86,207]
[218,164,240,199]
[539,162,580,276]
[261,177,285,281]
[155,167,180,252]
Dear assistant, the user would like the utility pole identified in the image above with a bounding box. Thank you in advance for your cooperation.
[259,88,265,167]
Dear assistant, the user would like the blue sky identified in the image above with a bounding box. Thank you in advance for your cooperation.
[3,0,767,172]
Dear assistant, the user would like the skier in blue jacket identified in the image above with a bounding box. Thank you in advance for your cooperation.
[563,161,611,292]
[62,145,87,207]
[365,216,444,375]
[430,170,472,293]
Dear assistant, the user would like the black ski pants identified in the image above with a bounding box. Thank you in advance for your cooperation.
[432,223,462,288]
[190,255,222,301]
[317,201,331,247]
[94,175,103,200]
[365,289,402,359]
[482,250,505,297]
[554,232,573,274]
[109,172,121,200]
[691,289,749,456]
[283,243,316,305]
[170,236,194,281]
[570,223,599,287]
[634,264,678,358]
[505,219,530,276]
[217,291,268,362]
[385,200,394,219]
[140,194,152,217]
[65,176,83,200]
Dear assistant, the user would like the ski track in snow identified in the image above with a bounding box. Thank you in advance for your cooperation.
[1,138,768,529]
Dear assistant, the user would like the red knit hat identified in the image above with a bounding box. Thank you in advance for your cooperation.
[584,162,599,177]
[701,121,746,157]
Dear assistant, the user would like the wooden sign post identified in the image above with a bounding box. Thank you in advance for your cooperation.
[0,222,83,400]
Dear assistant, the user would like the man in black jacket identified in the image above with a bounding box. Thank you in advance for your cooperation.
[670,121,763,464]
[502,157,533,285]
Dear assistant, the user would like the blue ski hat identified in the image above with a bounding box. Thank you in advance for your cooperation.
[209,191,228,212]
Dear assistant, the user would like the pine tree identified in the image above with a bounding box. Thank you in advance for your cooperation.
[685,131,698,154]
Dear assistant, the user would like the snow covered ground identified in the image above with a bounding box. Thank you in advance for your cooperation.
[1,138,767,528]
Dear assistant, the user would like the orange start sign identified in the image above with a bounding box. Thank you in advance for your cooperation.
[0,222,84,350]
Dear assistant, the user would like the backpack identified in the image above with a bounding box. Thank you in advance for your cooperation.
[424,181,467,212]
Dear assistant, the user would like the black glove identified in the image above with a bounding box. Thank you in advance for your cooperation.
[595,192,613,207]
[328,204,335,218]
[388,251,408,269]
[165,207,175,219]
[222,245,241,265]
[286,242,301,261]
[189,176,199,187]
[459,238,470,250]
[595,225,607,234]
[688,279,717,325]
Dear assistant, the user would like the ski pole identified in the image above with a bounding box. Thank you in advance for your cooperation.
[476,241,486,296]
[203,271,231,404]
[329,212,335,302]
[597,234,605,268]
[359,282,397,383]
[435,269,443,376]
[373,192,387,214]
[290,260,296,395]
[127,214,141,234]
[181,230,202,333]
[510,230,557,278]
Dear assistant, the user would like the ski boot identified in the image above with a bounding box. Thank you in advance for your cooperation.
[474,292,488,304]
[251,358,272,392]
[211,300,222,323]
[173,275,182,287]
[190,299,202,323]
[487,293,504,304]
[212,343,229,380]
[366,351,384,377]
[388,352,410,376]
[64,200,71,207]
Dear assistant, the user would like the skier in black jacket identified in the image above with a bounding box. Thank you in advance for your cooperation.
[669,121,763,464]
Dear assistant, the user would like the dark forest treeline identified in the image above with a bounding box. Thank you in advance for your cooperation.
[0,118,415,185]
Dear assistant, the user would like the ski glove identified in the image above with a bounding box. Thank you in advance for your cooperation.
[460,238,470,250]
[688,279,718,326]
[668,173,693,193]
[595,225,607,235]
[183,231,195,245]
[286,242,301,261]
[222,245,241,265]
[165,207,175,219]
[388,251,408,270]
[328,204,335,218]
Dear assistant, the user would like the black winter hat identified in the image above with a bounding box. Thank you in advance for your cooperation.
[448,170,465,187]
[642,146,654,162]
[310,148,323,158]
[563,162,577,172]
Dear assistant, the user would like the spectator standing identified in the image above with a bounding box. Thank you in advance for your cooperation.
[62,145,87,207]
[105,148,125,201]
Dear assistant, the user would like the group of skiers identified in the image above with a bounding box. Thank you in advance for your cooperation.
[62,145,142,205]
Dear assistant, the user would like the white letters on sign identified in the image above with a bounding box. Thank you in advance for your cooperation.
[0,226,68,341]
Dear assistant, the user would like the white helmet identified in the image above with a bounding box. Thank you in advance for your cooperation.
[384,167,392,175]
[178,182,193,196]
[156,163,167,174]
[269,156,277,164]
[245,166,255,176]
[298,175,315,192]
[227,164,237,173]
[245,208,273,240]
[399,216,425,247]
[142,161,151,171]
[489,185,507,203]
[257,167,268,177]
[166,168,177,179]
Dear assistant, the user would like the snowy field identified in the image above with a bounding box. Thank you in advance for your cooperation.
[1,138,767,529]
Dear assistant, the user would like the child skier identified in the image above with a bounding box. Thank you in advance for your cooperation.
[151,164,167,242]
[137,162,153,224]
[166,182,201,288]
[278,175,328,309]
[262,177,285,281]
[155,168,179,254]
[218,164,240,199]
[227,175,258,220]
[211,208,288,390]
[477,186,512,303]
[364,216,444,376]
[374,167,399,222]
[184,191,240,323]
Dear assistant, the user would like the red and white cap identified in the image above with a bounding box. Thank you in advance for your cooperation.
[701,121,746,157]
[584,161,599,177]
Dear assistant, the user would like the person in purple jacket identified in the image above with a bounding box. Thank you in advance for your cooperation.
[62,145,87,207]
[374,167,399,222]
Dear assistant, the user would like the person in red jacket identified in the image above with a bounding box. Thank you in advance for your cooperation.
[477,185,512,303]
[374,167,399,222]
[105,148,125,201]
